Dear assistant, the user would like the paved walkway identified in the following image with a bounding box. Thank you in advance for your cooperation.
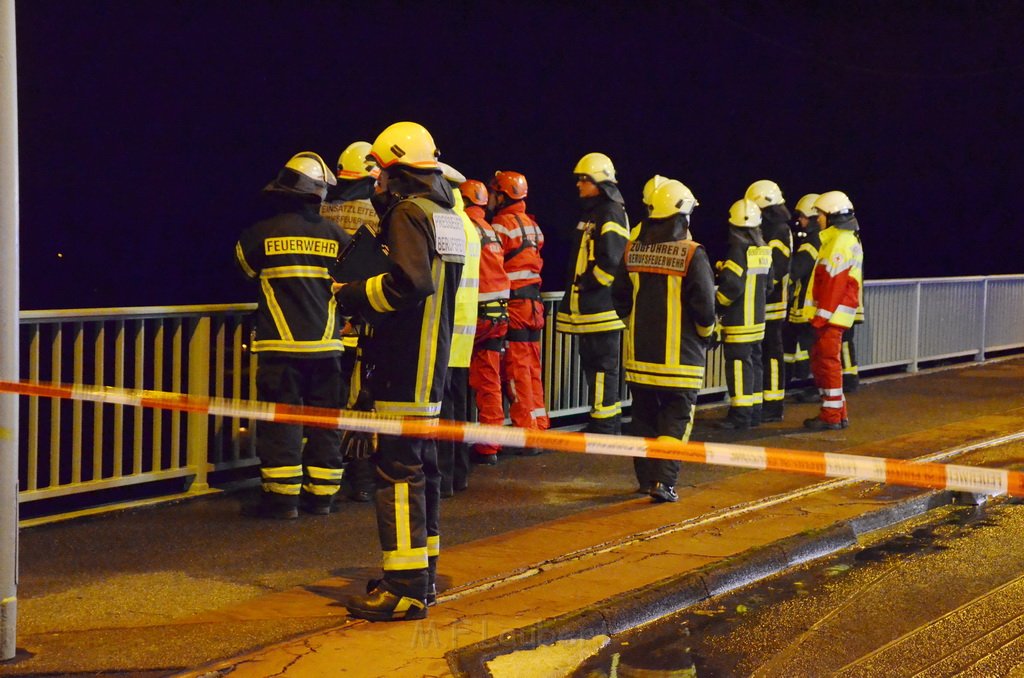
[4,357,1024,677]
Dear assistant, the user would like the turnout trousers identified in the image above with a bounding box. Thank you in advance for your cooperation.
[811,324,847,424]
[579,330,623,434]
[502,297,549,431]
[783,321,815,387]
[374,430,440,599]
[630,386,698,489]
[468,314,508,456]
[842,324,860,392]
[255,355,345,511]
[761,319,785,418]
[723,340,763,426]
[439,367,470,494]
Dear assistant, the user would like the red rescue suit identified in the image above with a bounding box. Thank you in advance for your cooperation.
[466,205,510,456]
[491,200,549,431]
[806,217,864,424]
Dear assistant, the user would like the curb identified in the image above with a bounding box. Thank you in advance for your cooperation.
[446,488,956,676]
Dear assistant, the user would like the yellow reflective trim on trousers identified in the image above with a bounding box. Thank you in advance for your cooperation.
[769,358,780,394]
[307,466,345,481]
[260,278,294,341]
[733,359,744,403]
[665,276,682,365]
[415,260,444,404]
[395,481,411,553]
[261,465,302,479]
[744,269,756,326]
[655,401,696,444]
[367,274,395,313]
[235,242,257,278]
[302,483,340,496]
[382,547,429,571]
[263,482,301,495]
[753,393,764,405]
[592,404,622,419]
[594,371,605,411]
[427,535,440,556]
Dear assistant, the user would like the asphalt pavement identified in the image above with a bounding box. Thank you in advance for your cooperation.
[4,356,1024,677]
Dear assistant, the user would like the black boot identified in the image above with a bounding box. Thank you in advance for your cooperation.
[650,482,679,503]
[347,580,427,622]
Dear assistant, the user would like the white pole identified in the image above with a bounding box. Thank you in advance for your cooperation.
[0,0,20,660]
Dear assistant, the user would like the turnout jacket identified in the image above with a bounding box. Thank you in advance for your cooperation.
[612,215,716,391]
[803,216,863,329]
[715,227,773,343]
[556,188,630,334]
[336,169,464,417]
[235,200,351,356]
[491,200,544,294]
[786,221,822,324]
[761,205,793,322]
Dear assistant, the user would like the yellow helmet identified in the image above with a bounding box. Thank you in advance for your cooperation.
[336,141,379,180]
[744,179,784,208]
[649,180,699,219]
[573,152,617,183]
[369,121,440,170]
[642,175,669,208]
[814,190,854,214]
[794,193,820,217]
[728,199,762,227]
[284,151,337,187]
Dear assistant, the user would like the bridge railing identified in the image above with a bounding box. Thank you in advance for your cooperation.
[15,274,1024,510]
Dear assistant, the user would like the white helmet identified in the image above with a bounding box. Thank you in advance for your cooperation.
[794,193,820,217]
[649,180,699,219]
[814,190,854,215]
[642,175,669,208]
[728,198,762,227]
[284,152,337,186]
[745,179,784,208]
[264,151,336,201]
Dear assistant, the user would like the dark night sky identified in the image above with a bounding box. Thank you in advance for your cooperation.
[14,1,1024,310]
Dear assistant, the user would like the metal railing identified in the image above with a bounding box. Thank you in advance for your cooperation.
[15,275,1024,509]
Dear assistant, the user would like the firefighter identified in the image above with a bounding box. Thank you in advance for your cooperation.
[745,180,792,422]
[488,170,547,448]
[461,179,510,465]
[784,193,821,403]
[320,141,381,236]
[612,179,715,502]
[235,152,350,519]
[715,199,772,429]
[803,190,864,430]
[556,153,630,434]
[842,218,866,393]
[335,122,464,621]
[324,142,381,503]
[438,162,480,495]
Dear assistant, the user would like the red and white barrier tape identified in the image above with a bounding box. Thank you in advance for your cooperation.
[1,379,1021,497]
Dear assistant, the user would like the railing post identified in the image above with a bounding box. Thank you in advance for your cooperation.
[186,317,211,491]
[976,277,989,362]
[908,281,921,373]
[0,0,17,659]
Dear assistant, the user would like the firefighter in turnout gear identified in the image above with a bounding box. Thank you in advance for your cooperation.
[320,141,381,236]
[612,179,715,503]
[323,141,382,503]
[235,152,351,519]
[335,122,464,621]
[490,170,548,443]
[438,163,480,495]
[556,153,630,434]
[745,180,792,422]
[803,191,864,431]
[461,179,510,463]
[715,198,773,429]
[784,193,822,401]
